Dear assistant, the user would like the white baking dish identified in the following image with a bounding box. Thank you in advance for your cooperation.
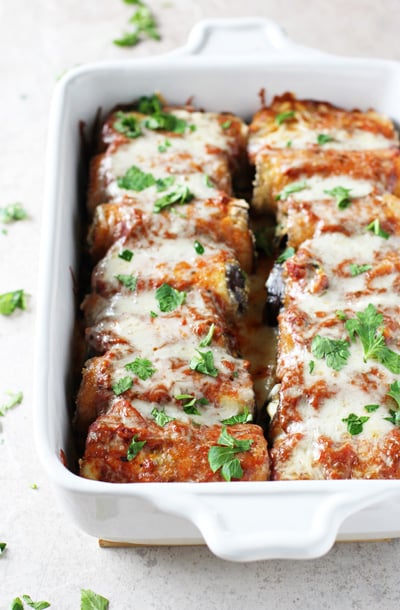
[35,18,400,562]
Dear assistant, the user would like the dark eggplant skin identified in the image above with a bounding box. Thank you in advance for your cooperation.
[264,263,285,326]
[226,263,247,314]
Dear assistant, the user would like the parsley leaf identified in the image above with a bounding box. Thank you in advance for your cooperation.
[275,110,295,125]
[126,435,146,461]
[276,246,295,264]
[112,376,133,396]
[11,599,24,610]
[21,596,51,610]
[80,588,109,610]
[113,1,160,47]
[118,248,134,261]
[155,175,175,192]
[221,407,253,424]
[0,391,23,417]
[125,357,156,380]
[349,263,372,276]
[324,186,352,209]
[0,203,27,224]
[208,427,253,481]
[137,94,163,115]
[199,323,215,347]
[384,410,400,427]
[117,165,155,191]
[342,413,369,435]
[113,111,142,138]
[220,119,232,130]
[115,274,138,291]
[153,185,194,212]
[311,335,350,371]
[158,139,171,153]
[336,310,347,321]
[317,133,334,145]
[0,289,27,315]
[275,180,308,201]
[364,404,380,412]
[308,360,315,374]
[151,407,175,427]
[144,112,186,134]
[0,542,6,555]
[194,240,205,254]
[175,394,209,415]
[387,380,400,408]
[366,218,390,239]
[190,349,218,377]
[155,283,187,312]
[113,31,140,47]
[205,175,214,188]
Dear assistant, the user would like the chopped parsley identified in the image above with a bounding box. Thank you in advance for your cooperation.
[194,240,205,254]
[345,304,400,373]
[0,542,6,555]
[275,180,308,201]
[0,289,27,315]
[113,31,140,47]
[189,349,218,377]
[80,589,109,610]
[324,186,352,209]
[144,112,187,134]
[118,248,134,261]
[0,202,27,224]
[366,218,390,239]
[342,413,369,436]
[150,310,158,318]
[276,246,295,264]
[21,596,51,610]
[117,165,155,191]
[112,376,133,396]
[349,263,372,277]
[286,140,292,148]
[137,94,163,115]
[336,310,347,321]
[220,119,232,130]
[158,139,171,153]
[30,483,38,490]
[175,394,209,415]
[311,335,350,371]
[384,381,400,426]
[125,357,156,380]
[113,111,142,138]
[308,360,315,374]
[275,110,295,125]
[155,283,187,312]
[151,407,175,427]
[221,407,253,425]
[317,133,334,145]
[364,404,380,413]
[205,175,214,188]
[126,435,146,461]
[0,391,23,416]
[155,175,175,192]
[115,273,138,291]
[113,1,160,47]
[199,323,215,347]
[153,185,194,212]
[208,427,253,481]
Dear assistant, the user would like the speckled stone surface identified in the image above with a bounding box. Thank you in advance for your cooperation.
[1,1,400,608]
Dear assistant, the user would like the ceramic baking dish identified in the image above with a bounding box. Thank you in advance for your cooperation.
[35,18,400,562]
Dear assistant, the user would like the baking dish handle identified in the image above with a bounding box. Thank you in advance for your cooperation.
[166,17,333,59]
[151,482,400,561]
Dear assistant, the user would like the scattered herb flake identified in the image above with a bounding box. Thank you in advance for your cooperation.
[0,203,27,224]
[308,360,315,374]
[364,404,380,413]
[80,588,109,610]
[194,240,205,254]
[221,119,232,130]
[137,94,163,115]
[275,110,295,125]
[112,376,133,396]
[11,599,24,610]
[0,391,23,416]
[0,289,27,315]
[387,380,400,408]
[153,184,194,212]
[21,595,51,610]
[349,263,372,277]
[158,139,171,153]
[342,413,369,435]
[155,283,187,312]
[286,140,292,148]
[175,394,209,416]
[155,175,175,192]
[115,273,138,291]
[384,409,400,427]
[113,31,140,47]
[208,426,253,481]
[311,335,350,371]
[151,407,175,427]
[30,483,38,490]
[336,310,347,321]
[189,349,218,377]
[113,111,142,138]
[366,218,390,239]
[125,357,156,380]
[221,407,253,425]
[126,435,146,461]
[276,180,308,201]
[0,542,6,555]
[205,175,214,188]
[118,248,134,262]
[324,186,352,209]
[276,246,295,264]
[199,323,215,347]
[117,165,155,191]
[317,133,334,145]
[150,310,158,318]
[144,112,186,134]
[114,1,160,48]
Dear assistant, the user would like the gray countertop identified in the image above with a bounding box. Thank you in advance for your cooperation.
[1,1,400,608]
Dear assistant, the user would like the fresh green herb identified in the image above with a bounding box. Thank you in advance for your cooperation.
[232,371,239,379]
[114,1,160,47]
[275,110,295,125]
[150,310,158,318]
[155,175,175,192]
[126,435,146,461]
[387,380,400,408]
[317,133,334,145]
[220,120,232,130]
[384,410,400,426]
[30,483,38,490]
[137,94,163,115]
[311,335,350,371]
[115,273,138,291]
[117,165,155,191]
[155,283,187,312]
[113,31,140,47]
[345,304,400,373]
[11,599,24,610]
[118,248,134,262]
[0,289,27,315]
[199,323,215,347]
[366,218,390,239]
[153,185,194,213]
[0,202,27,224]
[205,175,214,188]
[194,240,205,254]
[151,407,175,427]
[113,111,142,138]
[189,124,197,132]
[276,246,295,264]
[309,360,315,374]
[349,263,372,277]
[80,588,109,610]
[125,357,156,380]
[21,596,51,610]
[175,394,209,416]
[275,180,308,201]
[324,186,352,209]
[286,140,292,148]
[221,407,253,425]
[342,413,369,436]
[144,112,187,134]
[364,404,380,413]
[112,376,133,396]
[0,391,23,416]
[208,426,253,481]
[0,542,6,555]
[336,310,347,321]
[158,139,171,153]
[190,349,218,377]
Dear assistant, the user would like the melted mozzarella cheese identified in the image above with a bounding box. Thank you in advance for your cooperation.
[289,175,374,202]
